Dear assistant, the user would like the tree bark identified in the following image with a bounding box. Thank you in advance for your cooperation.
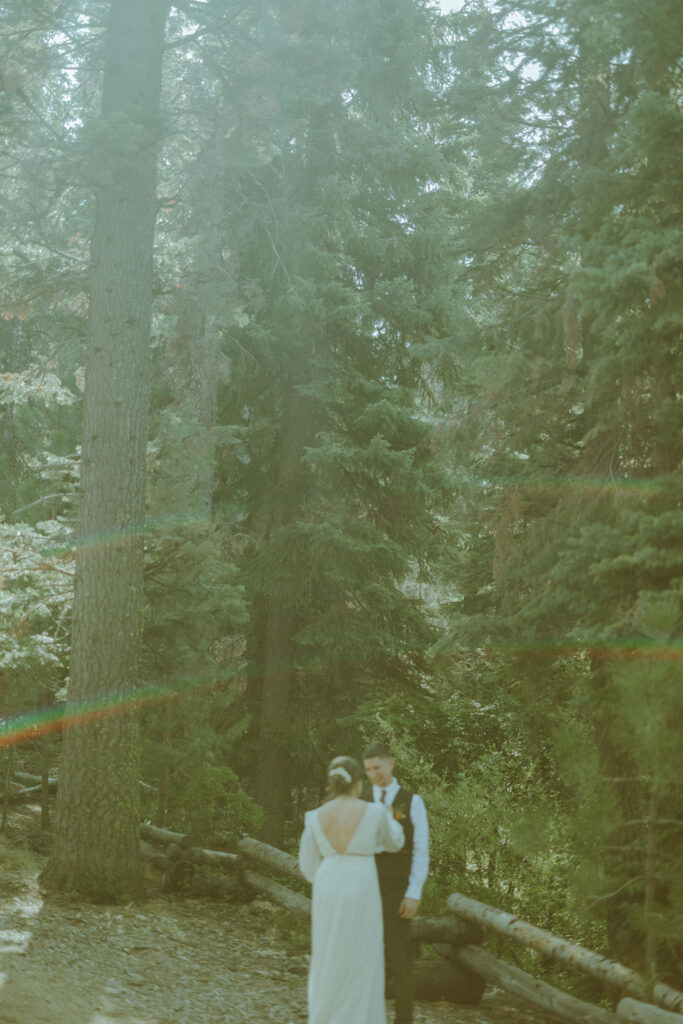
[41,0,168,900]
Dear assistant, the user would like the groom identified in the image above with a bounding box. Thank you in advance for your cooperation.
[362,742,429,1024]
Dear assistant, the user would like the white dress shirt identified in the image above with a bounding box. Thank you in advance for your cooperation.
[372,777,429,901]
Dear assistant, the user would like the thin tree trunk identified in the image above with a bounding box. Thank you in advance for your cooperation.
[644,789,658,981]
[42,0,168,899]
[1,749,14,833]
[2,319,23,513]
[192,108,227,514]
[40,734,51,831]
[155,764,169,828]
[254,389,310,845]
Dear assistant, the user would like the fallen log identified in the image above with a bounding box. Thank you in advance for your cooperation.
[241,868,312,918]
[13,771,155,795]
[190,848,239,869]
[241,870,486,1004]
[237,875,479,948]
[140,822,193,849]
[447,893,683,1014]
[412,915,482,947]
[237,837,305,883]
[141,841,196,891]
[455,944,621,1024]
[140,839,170,870]
[8,783,44,802]
[618,998,683,1024]
[140,831,238,876]
[12,770,58,790]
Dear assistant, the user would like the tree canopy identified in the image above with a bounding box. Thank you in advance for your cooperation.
[1,0,681,987]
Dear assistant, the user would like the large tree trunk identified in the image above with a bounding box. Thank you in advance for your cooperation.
[42,0,168,899]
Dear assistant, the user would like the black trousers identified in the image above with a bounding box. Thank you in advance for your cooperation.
[381,886,413,1024]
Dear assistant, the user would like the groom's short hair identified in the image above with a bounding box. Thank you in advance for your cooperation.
[362,741,392,760]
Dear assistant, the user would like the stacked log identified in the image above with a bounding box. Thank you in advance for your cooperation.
[447,893,683,1016]
[235,836,484,1006]
[617,999,683,1024]
[135,825,683,1021]
[140,822,193,849]
[138,822,241,895]
[237,837,304,882]
[12,770,58,790]
[7,781,46,802]
[455,944,621,1024]
[241,869,312,918]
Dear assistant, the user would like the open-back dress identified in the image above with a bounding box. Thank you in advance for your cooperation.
[298,800,405,1024]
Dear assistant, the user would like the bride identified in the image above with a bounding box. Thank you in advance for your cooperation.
[299,755,405,1024]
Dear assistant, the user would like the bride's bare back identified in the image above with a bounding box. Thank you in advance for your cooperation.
[316,797,369,854]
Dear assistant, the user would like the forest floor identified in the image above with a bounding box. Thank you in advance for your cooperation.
[0,810,547,1024]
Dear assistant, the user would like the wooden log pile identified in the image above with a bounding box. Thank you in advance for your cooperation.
[447,893,683,1024]
[233,836,485,1005]
[7,770,58,803]
[138,821,241,896]
[5,769,681,1023]
[142,827,683,1018]
[455,943,621,1024]
[139,828,483,1006]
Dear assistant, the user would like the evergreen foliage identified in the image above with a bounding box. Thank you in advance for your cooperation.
[433,0,683,979]
[192,0,459,839]
[0,0,680,977]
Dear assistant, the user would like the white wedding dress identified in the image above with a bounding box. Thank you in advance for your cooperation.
[299,801,405,1024]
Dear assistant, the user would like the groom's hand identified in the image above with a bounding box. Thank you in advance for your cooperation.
[399,897,419,920]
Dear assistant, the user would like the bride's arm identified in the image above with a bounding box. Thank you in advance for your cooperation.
[376,804,405,853]
[298,813,322,882]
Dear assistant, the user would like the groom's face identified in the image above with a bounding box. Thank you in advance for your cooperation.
[363,756,394,789]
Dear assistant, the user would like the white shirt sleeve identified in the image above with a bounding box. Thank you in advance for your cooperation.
[405,794,429,902]
[298,813,322,883]
[376,804,406,854]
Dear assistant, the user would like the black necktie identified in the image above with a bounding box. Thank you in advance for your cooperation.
[380,789,386,803]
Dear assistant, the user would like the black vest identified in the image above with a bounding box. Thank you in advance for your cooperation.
[364,784,414,891]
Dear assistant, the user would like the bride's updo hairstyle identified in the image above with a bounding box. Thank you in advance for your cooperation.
[327,755,362,798]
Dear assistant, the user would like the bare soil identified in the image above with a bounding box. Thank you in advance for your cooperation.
[0,821,548,1024]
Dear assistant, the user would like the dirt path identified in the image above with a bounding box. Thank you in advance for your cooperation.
[0,842,546,1024]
